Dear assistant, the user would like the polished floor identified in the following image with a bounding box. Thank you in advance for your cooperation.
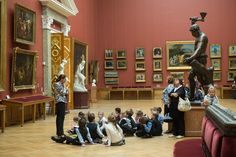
[0,99,235,157]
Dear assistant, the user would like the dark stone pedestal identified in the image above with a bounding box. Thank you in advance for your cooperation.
[73,91,89,109]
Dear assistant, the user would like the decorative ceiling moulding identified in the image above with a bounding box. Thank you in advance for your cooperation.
[40,0,79,17]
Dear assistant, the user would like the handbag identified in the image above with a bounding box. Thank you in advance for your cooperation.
[178,97,191,112]
[163,113,173,123]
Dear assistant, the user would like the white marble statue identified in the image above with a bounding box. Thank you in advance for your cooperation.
[58,59,67,75]
[92,79,96,87]
[74,55,87,92]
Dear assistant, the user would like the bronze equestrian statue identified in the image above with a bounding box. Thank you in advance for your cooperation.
[184,12,214,101]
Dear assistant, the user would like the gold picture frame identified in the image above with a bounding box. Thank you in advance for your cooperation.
[211,59,221,70]
[117,50,126,59]
[170,72,185,79]
[153,47,162,58]
[117,60,127,69]
[135,47,145,60]
[210,44,221,58]
[136,73,146,83]
[153,60,162,71]
[229,45,236,57]
[166,41,194,70]
[14,3,36,45]
[135,61,145,71]
[105,78,119,85]
[105,60,115,69]
[0,0,7,91]
[153,73,163,82]
[227,71,236,81]
[213,71,221,81]
[11,47,37,92]
[105,49,114,59]
[229,58,236,70]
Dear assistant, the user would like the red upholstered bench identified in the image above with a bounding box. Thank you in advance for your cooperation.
[173,105,236,157]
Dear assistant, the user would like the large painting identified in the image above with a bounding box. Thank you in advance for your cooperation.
[14,4,36,45]
[11,47,37,92]
[73,40,88,85]
[0,0,6,91]
[166,41,194,70]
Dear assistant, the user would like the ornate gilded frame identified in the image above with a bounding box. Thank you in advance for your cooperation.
[166,41,194,70]
[14,3,36,45]
[135,72,146,83]
[11,47,37,92]
[0,0,7,91]
[210,44,221,58]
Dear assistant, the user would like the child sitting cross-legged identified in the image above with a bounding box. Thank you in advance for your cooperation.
[87,112,105,143]
[67,116,79,135]
[151,107,164,125]
[65,118,94,146]
[98,111,108,135]
[119,110,137,136]
[104,113,125,146]
[135,115,162,138]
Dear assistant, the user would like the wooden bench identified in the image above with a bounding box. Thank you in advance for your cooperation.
[221,87,234,99]
[108,87,153,100]
[2,95,55,127]
[0,105,6,133]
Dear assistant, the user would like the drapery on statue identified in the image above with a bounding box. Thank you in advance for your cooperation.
[74,55,87,92]
[58,59,67,76]
[184,12,214,101]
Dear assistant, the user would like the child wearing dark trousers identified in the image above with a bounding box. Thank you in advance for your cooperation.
[119,110,137,136]
[135,116,162,138]
[66,118,94,146]
[87,112,105,143]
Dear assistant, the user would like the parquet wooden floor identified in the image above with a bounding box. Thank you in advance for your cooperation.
[0,99,235,157]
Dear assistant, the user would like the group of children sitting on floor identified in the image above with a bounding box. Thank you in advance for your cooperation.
[52,107,163,146]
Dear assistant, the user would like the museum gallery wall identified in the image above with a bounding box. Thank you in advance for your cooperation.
[1,0,236,100]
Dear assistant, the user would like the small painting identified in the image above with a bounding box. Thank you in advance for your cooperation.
[104,60,114,69]
[153,60,162,71]
[117,50,126,59]
[104,71,118,78]
[210,44,221,58]
[153,73,163,82]
[229,58,236,70]
[136,47,145,59]
[136,73,146,83]
[105,78,119,85]
[153,47,162,58]
[117,60,127,69]
[135,62,145,71]
[14,4,36,45]
[229,45,236,57]
[213,71,221,81]
[105,49,113,59]
[170,72,185,79]
[211,59,221,70]
[227,71,236,81]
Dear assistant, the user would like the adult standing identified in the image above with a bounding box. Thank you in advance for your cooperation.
[51,74,68,142]
[162,76,174,133]
[169,78,186,139]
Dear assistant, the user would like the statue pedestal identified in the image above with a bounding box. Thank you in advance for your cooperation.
[91,86,97,103]
[73,91,89,109]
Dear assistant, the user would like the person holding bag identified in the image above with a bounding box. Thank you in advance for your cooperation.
[168,78,186,139]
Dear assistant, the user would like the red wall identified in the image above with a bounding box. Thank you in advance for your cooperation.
[0,0,43,100]
[95,0,236,88]
[0,0,97,99]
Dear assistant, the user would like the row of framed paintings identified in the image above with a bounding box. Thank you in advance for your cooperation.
[211,58,236,70]
[105,60,162,71]
[105,47,162,60]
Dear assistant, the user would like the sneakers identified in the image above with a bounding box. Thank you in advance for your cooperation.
[51,135,66,143]
[168,134,175,138]
[176,135,184,139]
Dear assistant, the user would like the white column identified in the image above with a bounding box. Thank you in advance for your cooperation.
[62,24,71,36]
